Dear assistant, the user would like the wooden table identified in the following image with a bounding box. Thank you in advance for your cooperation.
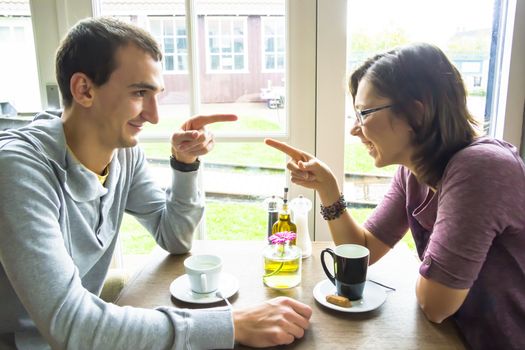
[116,241,465,349]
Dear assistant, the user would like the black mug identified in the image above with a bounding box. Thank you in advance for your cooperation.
[320,244,370,300]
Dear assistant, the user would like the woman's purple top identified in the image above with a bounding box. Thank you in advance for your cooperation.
[364,137,525,350]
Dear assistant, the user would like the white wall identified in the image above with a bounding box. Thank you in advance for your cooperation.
[30,0,93,109]
[494,0,525,148]
[314,0,347,240]
[287,0,317,237]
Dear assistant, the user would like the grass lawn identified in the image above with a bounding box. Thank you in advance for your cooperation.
[119,216,157,254]
[141,140,397,175]
[120,111,406,259]
[120,203,415,255]
[345,143,397,175]
[141,141,286,169]
[137,111,395,174]
[141,103,284,136]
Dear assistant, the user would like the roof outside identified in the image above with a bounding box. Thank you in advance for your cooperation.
[102,0,284,16]
[0,1,284,16]
[0,0,30,16]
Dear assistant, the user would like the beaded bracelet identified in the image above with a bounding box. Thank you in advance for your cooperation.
[320,194,347,220]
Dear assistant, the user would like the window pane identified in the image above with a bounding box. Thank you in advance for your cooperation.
[177,54,187,70]
[233,21,244,36]
[276,21,285,35]
[137,139,286,194]
[265,37,274,51]
[206,16,251,75]
[234,55,244,69]
[264,23,274,36]
[149,19,161,36]
[0,26,8,40]
[98,1,287,249]
[208,20,219,36]
[221,20,231,35]
[164,37,174,53]
[205,200,266,241]
[344,0,495,207]
[145,17,189,75]
[222,55,233,70]
[199,7,286,132]
[210,54,220,69]
[276,37,285,52]
[99,2,191,139]
[233,37,243,52]
[265,55,275,69]
[221,37,231,52]
[209,37,219,53]
[276,54,284,69]
[138,140,285,241]
[262,17,285,72]
[164,55,174,71]
[0,2,41,112]
[13,26,24,42]
[176,37,186,51]
[175,19,186,36]
[163,19,173,35]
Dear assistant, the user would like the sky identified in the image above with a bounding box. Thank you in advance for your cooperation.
[347,0,495,47]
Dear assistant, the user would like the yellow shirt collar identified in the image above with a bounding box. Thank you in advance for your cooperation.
[67,146,109,185]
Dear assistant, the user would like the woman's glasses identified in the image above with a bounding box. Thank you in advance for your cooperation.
[350,104,394,126]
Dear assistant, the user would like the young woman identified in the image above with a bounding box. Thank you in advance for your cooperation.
[266,43,525,350]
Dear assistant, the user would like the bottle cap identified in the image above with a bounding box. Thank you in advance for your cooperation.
[290,195,312,213]
[263,195,282,211]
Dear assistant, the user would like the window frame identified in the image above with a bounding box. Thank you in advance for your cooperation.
[261,16,285,73]
[23,0,525,240]
[0,12,41,112]
[204,15,248,74]
[148,16,188,75]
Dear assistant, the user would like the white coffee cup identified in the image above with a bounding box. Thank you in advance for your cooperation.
[184,254,222,294]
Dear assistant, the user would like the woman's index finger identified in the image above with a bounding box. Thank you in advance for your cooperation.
[264,138,305,161]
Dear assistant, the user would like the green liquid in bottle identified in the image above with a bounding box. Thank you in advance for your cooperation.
[271,187,297,244]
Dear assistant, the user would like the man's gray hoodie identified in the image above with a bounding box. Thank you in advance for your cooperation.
[0,113,234,349]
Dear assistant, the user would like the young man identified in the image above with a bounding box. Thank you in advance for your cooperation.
[0,17,311,349]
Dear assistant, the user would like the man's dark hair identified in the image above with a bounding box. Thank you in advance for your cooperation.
[55,17,162,108]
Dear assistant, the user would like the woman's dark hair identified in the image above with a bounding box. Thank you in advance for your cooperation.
[55,17,163,108]
[349,43,480,187]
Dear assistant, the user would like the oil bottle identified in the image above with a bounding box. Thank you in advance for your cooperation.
[271,187,297,244]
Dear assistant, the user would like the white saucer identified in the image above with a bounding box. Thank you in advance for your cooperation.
[313,279,387,313]
[169,272,239,304]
